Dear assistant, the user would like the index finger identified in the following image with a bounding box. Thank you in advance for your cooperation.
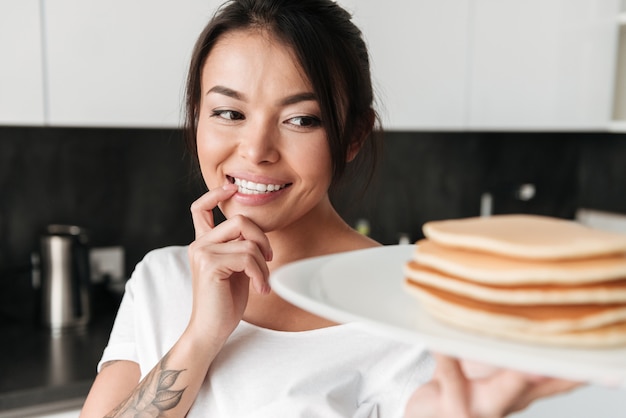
[190,184,238,238]
[433,354,470,404]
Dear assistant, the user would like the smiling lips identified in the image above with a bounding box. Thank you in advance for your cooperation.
[229,176,290,195]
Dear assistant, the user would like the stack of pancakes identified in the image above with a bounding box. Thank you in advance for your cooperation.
[403,214,626,347]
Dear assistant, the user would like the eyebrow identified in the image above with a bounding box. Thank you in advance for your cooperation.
[280,92,317,106]
[207,85,244,100]
[206,85,317,106]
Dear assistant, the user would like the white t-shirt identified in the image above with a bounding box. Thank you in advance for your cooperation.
[99,246,434,418]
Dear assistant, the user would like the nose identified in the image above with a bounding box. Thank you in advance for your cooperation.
[238,119,280,164]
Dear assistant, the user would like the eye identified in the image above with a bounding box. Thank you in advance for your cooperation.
[286,116,322,129]
[211,109,245,121]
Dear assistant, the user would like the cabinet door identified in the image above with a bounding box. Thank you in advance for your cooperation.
[0,0,45,125]
[338,0,470,130]
[43,0,221,127]
[611,5,626,131]
[468,0,620,130]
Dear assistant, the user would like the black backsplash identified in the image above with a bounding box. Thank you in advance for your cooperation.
[0,127,204,278]
[333,131,626,244]
[1,127,625,278]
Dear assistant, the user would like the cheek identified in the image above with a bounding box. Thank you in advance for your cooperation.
[196,127,228,188]
[302,142,333,184]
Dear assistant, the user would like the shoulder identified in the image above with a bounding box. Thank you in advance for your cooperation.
[126,245,191,294]
[326,224,382,254]
[139,245,189,272]
[103,246,193,370]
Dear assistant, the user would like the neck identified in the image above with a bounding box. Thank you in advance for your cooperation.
[243,196,380,331]
[265,199,353,269]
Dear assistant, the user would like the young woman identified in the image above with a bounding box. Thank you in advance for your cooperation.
[81,1,578,417]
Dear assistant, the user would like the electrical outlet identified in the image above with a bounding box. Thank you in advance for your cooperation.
[89,246,125,283]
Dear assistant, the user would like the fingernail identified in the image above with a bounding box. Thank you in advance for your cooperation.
[223,183,238,191]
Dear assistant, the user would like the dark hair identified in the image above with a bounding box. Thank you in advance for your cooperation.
[184,0,380,187]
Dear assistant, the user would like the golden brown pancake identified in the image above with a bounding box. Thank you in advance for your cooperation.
[404,260,626,305]
[405,279,626,347]
[413,239,626,285]
[403,215,626,347]
[423,214,626,260]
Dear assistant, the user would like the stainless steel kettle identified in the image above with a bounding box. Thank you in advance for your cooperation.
[40,225,91,334]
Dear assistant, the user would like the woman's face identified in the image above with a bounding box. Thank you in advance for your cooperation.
[196,29,333,232]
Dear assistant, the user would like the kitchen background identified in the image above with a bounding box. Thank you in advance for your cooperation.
[5,129,624,282]
[2,0,626,416]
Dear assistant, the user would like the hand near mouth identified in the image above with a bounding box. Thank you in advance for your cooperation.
[187,184,273,346]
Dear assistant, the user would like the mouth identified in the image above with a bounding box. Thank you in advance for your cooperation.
[227,176,291,195]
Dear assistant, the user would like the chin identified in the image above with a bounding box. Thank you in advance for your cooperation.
[220,206,278,233]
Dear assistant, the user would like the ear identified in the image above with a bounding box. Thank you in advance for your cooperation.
[346,108,376,162]
[346,139,362,162]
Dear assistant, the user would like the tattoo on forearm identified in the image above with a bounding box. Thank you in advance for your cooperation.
[106,353,187,417]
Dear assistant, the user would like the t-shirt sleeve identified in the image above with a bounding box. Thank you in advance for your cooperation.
[394,350,435,416]
[96,263,142,372]
[359,342,435,418]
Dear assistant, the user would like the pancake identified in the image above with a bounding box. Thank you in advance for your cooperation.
[413,239,626,285]
[404,280,626,347]
[404,214,626,347]
[423,214,626,260]
[404,260,626,305]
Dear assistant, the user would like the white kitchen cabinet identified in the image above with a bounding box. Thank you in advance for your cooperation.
[343,0,621,131]
[3,0,622,130]
[610,1,626,131]
[468,0,621,130]
[338,0,470,130]
[42,0,221,128]
[0,0,45,125]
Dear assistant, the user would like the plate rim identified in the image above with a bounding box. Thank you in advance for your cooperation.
[270,245,626,387]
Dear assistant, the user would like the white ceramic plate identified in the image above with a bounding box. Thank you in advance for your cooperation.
[270,245,626,387]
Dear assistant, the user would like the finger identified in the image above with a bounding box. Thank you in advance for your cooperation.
[473,369,581,416]
[472,369,534,415]
[189,237,271,295]
[209,240,271,294]
[191,184,238,238]
[506,377,583,414]
[433,354,471,416]
[404,381,441,418]
[212,251,269,295]
[460,359,500,379]
[203,214,273,262]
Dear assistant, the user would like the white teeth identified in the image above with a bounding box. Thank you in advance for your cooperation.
[232,177,285,195]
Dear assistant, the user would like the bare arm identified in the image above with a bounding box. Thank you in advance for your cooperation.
[81,185,272,418]
[80,361,140,417]
[81,328,224,418]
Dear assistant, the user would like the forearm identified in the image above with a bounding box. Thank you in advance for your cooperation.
[104,328,221,418]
